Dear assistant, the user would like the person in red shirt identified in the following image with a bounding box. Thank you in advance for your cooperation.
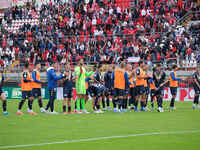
[186,47,193,63]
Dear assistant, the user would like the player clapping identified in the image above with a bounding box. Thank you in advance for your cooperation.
[62,64,75,114]
[169,64,184,110]
[17,62,36,115]
[45,62,66,114]
[152,64,167,112]
[32,62,46,113]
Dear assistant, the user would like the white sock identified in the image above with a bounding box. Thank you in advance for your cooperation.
[197,104,199,108]
[17,110,21,112]
[193,104,196,107]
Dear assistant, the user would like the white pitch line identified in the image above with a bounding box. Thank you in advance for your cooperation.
[0,130,200,149]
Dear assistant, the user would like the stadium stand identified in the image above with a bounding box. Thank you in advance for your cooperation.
[0,0,199,70]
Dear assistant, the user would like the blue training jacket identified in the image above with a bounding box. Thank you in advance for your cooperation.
[47,67,64,90]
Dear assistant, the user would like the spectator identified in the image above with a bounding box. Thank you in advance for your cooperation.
[0,0,199,68]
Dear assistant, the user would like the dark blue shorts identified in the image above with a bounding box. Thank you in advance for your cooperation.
[104,88,112,96]
[193,85,200,94]
[144,87,150,94]
[129,87,136,97]
[88,86,96,97]
[95,86,105,97]
[63,88,73,98]
[150,89,156,97]
[170,87,177,95]
[135,86,145,95]
[156,88,164,96]
[22,91,32,99]
[152,87,164,97]
[124,89,129,95]
[32,88,41,98]
[113,88,124,97]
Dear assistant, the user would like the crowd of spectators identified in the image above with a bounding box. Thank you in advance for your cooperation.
[0,0,199,69]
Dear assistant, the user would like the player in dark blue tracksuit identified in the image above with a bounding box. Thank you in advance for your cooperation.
[92,65,105,113]
[153,64,167,112]
[45,62,66,114]
[62,64,75,114]
[102,65,113,111]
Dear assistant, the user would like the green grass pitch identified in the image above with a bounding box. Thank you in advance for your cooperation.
[0,100,200,150]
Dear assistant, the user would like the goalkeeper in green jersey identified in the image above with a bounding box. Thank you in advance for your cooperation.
[74,58,94,113]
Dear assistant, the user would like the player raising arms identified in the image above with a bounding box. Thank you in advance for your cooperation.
[32,62,46,113]
[17,62,36,115]
[0,67,9,115]
[74,58,94,114]
[192,66,200,110]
